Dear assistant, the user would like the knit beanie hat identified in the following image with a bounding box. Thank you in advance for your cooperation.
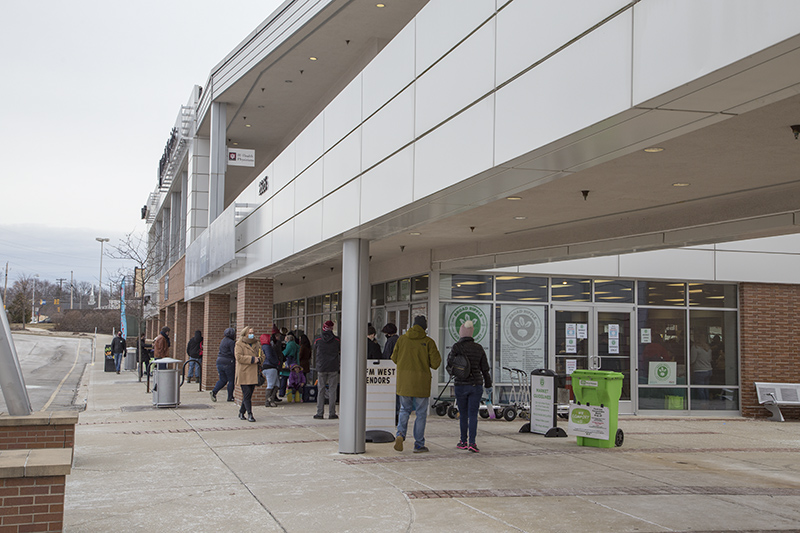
[413,315,427,330]
[381,323,397,335]
[323,320,334,331]
[459,320,474,338]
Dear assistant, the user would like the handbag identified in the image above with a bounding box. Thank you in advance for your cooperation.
[257,346,266,386]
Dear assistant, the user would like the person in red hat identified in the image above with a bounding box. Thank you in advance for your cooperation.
[313,320,340,420]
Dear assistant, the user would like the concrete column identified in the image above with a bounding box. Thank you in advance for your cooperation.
[208,102,226,223]
[186,138,210,245]
[173,301,187,364]
[203,293,230,390]
[339,239,369,454]
[158,309,166,336]
[235,278,274,406]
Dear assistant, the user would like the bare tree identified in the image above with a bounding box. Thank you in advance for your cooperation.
[107,231,170,379]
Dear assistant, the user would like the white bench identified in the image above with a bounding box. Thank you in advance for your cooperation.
[754,382,800,422]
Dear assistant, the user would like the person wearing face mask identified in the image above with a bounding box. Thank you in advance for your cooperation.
[234,326,264,422]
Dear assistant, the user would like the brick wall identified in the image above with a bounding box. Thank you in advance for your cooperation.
[0,476,66,532]
[0,426,74,451]
[203,293,230,391]
[740,282,800,419]
[173,301,187,364]
[235,278,274,405]
[165,306,175,359]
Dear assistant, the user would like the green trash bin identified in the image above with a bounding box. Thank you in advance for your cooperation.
[569,370,624,448]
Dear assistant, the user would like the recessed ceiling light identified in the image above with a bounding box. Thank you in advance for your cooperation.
[245,124,251,128]
[514,216,527,220]
[672,182,690,187]
[310,57,318,61]
[506,196,522,200]
[376,3,385,6]
[285,80,293,83]
[409,232,421,236]
[233,142,239,145]
[644,147,664,153]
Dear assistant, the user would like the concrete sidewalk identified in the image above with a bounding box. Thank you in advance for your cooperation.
[64,339,800,532]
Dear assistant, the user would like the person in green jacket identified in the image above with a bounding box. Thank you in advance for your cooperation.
[391,315,441,453]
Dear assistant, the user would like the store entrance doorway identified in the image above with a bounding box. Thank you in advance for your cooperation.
[551,305,634,414]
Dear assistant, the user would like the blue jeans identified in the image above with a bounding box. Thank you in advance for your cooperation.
[213,360,236,400]
[262,368,278,389]
[455,384,483,444]
[113,353,123,372]
[187,358,201,379]
[397,396,429,449]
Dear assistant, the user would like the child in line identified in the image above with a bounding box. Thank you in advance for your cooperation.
[287,364,307,403]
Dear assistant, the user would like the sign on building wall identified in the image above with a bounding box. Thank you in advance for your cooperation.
[500,305,546,374]
[443,303,491,356]
[228,148,255,167]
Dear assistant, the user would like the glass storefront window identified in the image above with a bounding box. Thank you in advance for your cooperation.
[638,281,686,306]
[551,278,591,302]
[371,284,385,306]
[689,309,738,391]
[594,280,634,303]
[639,387,687,411]
[689,283,737,308]
[399,279,411,301]
[637,308,687,385]
[439,274,493,300]
[496,276,548,302]
[386,281,398,303]
[412,275,429,301]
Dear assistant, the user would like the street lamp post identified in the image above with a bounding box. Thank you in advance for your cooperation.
[96,237,110,310]
[30,274,39,325]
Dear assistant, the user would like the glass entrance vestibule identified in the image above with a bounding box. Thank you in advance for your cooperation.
[436,275,739,415]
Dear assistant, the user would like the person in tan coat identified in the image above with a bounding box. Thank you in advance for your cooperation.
[235,326,264,422]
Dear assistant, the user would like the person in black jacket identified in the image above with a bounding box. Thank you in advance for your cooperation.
[110,331,127,374]
[381,323,398,360]
[313,320,340,420]
[367,324,382,359]
[447,320,491,453]
[186,330,202,383]
[261,333,281,407]
[210,327,236,402]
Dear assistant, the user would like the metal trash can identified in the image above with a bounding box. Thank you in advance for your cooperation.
[152,358,182,408]
[124,346,137,371]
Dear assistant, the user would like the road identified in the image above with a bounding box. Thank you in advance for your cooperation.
[0,331,95,413]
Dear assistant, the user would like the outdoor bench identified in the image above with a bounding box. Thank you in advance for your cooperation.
[754,381,800,422]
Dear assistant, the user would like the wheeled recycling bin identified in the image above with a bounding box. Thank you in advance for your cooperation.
[569,370,624,448]
[151,358,182,408]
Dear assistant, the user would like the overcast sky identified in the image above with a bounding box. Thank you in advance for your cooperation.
[0,0,283,292]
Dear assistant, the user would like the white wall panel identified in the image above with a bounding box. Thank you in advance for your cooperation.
[495,12,632,166]
[360,146,414,224]
[496,0,631,85]
[714,234,800,254]
[322,128,361,195]
[294,159,323,213]
[414,0,495,75]
[518,255,621,278]
[272,181,295,227]
[414,96,494,200]
[271,219,295,264]
[716,250,800,284]
[619,249,715,280]
[272,144,296,196]
[632,0,800,106]
[322,180,360,241]
[324,75,363,152]
[362,21,415,118]
[415,21,495,136]
[295,114,324,175]
[362,86,414,171]
[293,202,323,253]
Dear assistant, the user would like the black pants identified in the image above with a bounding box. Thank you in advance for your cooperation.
[240,384,255,415]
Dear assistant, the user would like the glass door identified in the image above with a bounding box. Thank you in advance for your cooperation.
[551,305,635,414]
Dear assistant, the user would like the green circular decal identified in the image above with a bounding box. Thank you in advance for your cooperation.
[447,305,488,344]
